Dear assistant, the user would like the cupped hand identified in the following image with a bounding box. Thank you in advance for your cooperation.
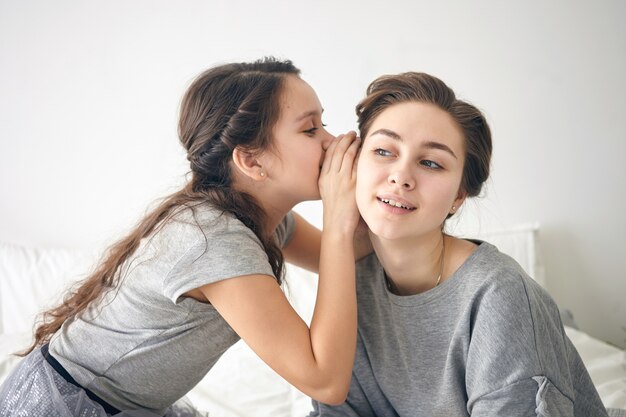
[318,131,361,235]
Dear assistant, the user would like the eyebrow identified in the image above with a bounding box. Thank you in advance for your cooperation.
[295,109,323,122]
[369,128,458,159]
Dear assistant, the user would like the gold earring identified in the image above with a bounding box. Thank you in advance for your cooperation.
[451,205,456,212]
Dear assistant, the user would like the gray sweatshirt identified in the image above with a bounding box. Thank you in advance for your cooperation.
[312,241,607,417]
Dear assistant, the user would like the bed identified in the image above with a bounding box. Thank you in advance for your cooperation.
[1,224,625,416]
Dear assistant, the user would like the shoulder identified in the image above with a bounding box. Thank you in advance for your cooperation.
[139,203,264,272]
[456,242,561,335]
[463,241,565,349]
[463,240,525,280]
[161,204,276,299]
[461,241,545,301]
[472,242,554,303]
[161,203,259,246]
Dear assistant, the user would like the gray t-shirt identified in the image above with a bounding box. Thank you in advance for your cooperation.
[312,241,608,417]
[50,204,294,414]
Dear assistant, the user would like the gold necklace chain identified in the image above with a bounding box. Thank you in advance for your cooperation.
[434,235,445,287]
[385,234,445,294]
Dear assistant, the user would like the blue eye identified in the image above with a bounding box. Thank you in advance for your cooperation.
[374,148,392,157]
[421,160,442,169]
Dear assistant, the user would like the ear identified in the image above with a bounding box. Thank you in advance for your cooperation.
[450,189,468,215]
[232,147,265,181]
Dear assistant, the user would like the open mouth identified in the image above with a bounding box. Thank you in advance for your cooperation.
[377,197,416,211]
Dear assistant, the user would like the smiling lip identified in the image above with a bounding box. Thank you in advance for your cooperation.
[376,195,416,211]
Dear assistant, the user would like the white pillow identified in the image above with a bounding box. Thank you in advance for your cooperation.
[0,241,97,334]
[0,332,31,385]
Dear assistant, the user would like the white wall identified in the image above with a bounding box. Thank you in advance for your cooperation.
[1,0,624,348]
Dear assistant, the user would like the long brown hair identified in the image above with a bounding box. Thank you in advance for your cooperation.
[22,57,300,355]
[356,72,492,198]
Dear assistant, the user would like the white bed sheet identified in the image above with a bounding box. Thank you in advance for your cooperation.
[565,326,626,410]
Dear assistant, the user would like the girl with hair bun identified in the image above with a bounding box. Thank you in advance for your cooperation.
[312,71,608,417]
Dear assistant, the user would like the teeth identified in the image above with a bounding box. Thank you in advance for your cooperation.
[381,198,412,210]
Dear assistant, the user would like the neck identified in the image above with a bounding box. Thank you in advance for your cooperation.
[371,230,446,295]
[231,172,295,237]
[263,202,294,235]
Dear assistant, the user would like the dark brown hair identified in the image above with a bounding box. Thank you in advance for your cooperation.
[356,72,492,198]
[22,57,300,355]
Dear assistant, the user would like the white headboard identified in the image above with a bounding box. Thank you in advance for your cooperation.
[467,222,545,287]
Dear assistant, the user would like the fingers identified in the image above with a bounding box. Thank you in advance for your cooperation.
[347,136,361,179]
[321,131,360,174]
[351,140,360,179]
[320,133,343,173]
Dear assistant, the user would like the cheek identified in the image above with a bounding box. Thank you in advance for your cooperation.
[428,180,460,210]
[356,157,376,182]
[355,164,371,193]
[355,183,367,213]
[355,170,375,214]
[307,143,323,162]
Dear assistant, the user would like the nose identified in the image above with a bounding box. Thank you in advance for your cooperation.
[388,170,415,190]
[321,131,334,151]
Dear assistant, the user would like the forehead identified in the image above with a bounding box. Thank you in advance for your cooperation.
[279,75,323,120]
[368,101,464,150]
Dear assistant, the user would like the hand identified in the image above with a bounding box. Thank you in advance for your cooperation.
[318,131,361,235]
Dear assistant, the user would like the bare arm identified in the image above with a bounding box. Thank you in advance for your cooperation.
[281,212,322,272]
[283,212,372,274]
[198,133,361,404]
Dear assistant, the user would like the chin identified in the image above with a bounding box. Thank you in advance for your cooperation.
[362,218,402,241]
[366,213,423,241]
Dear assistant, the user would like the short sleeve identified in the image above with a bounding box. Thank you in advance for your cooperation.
[162,214,275,303]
